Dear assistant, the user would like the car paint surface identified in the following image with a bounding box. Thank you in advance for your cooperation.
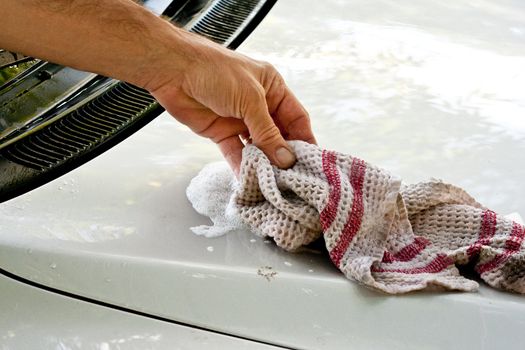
[0,274,282,349]
[1,0,525,349]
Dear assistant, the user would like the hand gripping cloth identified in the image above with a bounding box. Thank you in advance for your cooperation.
[232,141,525,294]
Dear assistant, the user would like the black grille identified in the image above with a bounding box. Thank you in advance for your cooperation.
[191,0,261,44]
[2,83,155,170]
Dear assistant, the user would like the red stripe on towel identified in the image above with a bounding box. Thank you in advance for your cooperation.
[381,237,431,263]
[372,254,454,274]
[330,158,366,267]
[476,222,525,274]
[320,151,341,231]
[467,210,498,258]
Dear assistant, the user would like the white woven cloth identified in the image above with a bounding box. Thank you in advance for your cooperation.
[191,141,525,294]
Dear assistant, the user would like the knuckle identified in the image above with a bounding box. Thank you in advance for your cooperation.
[239,81,266,118]
[257,61,281,84]
[267,74,285,99]
[265,63,278,75]
[248,79,266,98]
[238,75,263,97]
[257,60,274,71]
[254,123,281,147]
[270,71,284,88]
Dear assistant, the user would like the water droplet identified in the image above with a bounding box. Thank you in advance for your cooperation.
[105,278,111,283]
[49,263,57,269]
[207,246,214,252]
[263,240,271,244]
[284,261,292,267]
[308,269,314,273]
[58,186,63,190]
[249,239,256,243]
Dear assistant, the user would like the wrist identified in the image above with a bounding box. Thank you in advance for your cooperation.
[135,24,204,93]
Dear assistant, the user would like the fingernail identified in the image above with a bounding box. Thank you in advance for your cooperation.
[275,147,296,168]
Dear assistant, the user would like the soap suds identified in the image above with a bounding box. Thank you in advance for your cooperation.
[186,161,246,237]
[505,212,524,225]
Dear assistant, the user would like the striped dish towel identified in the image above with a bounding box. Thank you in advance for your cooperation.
[234,141,525,294]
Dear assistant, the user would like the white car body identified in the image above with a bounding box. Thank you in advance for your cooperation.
[1,0,525,349]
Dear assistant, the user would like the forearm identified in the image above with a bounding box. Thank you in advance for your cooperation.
[1,0,194,88]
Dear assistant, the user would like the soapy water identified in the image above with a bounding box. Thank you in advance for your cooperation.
[185,161,246,238]
[506,212,524,225]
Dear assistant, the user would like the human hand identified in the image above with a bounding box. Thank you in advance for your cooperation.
[148,32,316,175]
[1,0,315,175]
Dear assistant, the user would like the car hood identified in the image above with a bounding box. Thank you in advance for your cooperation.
[2,1,525,349]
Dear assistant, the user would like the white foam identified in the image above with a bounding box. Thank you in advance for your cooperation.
[505,212,524,225]
[186,161,245,238]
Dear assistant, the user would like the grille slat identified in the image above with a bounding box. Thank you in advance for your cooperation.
[91,99,137,120]
[200,16,238,32]
[97,95,140,113]
[8,143,56,168]
[15,142,61,164]
[46,125,90,150]
[78,111,123,129]
[54,121,98,144]
[112,88,154,105]
[33,135,73,157]
[86,97,134,117]
[82,111,126,129]
[59,119,102,142]
[5,150,49,169]
[193,25,230,41]
[73,114,115,134]
[27,137,68,160]
[69,114,114,135]
[91,102,138,120]
[105,89,148,110]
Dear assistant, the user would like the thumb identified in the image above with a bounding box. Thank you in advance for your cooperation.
[243,93,296,169]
